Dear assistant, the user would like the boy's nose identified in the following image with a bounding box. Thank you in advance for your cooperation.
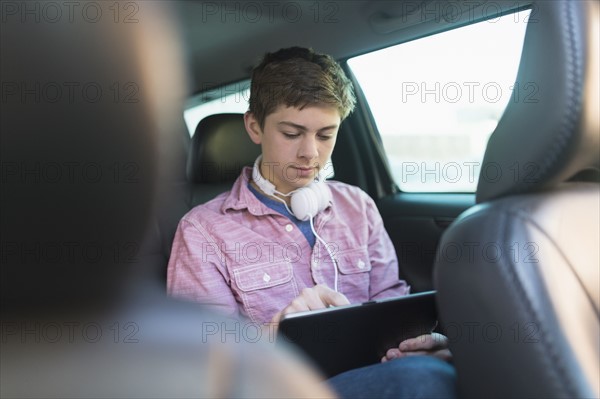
[298,136,319,160]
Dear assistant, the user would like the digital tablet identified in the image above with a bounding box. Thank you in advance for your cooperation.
[277,291,438,378]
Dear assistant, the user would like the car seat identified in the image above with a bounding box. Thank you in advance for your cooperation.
[434,1,599,397]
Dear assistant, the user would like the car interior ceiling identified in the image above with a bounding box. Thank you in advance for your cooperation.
[177,1,534,92]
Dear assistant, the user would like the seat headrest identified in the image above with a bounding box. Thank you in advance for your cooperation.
[187,113,261,183]
[477,0,599,203]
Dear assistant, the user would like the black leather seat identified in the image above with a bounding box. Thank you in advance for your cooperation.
[144,113,260,287]
[186,113,261,206]
[434,1,599,398]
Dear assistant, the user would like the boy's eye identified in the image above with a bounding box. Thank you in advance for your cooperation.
[283,132,300,139]
[318,135,333,141]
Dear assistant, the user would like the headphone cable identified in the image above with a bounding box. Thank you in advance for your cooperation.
[310,216,339,292]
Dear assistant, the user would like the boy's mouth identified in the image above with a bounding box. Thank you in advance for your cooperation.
[291,166,316,178]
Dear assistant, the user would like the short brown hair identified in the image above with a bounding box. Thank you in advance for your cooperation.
[248,47,356,128]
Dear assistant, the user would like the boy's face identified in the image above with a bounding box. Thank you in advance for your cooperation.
[245,105,341,194]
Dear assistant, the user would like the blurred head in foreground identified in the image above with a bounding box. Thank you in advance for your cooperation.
[0,1,184,316]
[0,2,334,397]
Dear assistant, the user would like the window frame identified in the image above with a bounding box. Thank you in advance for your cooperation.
[343,5,533,195]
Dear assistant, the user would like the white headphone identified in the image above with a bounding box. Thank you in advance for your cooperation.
[252,155,332,221]
[252,155,340,291]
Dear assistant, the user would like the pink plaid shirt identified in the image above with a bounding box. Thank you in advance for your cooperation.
[167,167,410,324]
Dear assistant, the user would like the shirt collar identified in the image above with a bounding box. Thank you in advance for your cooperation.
[221,167,264,215]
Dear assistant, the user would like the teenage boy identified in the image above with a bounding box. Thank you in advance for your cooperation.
[168,47,455,398]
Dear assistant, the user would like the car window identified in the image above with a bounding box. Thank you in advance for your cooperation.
[184,80,250,136]
[348,10,531,192]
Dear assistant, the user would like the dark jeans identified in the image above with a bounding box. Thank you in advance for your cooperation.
[327,356,457,399]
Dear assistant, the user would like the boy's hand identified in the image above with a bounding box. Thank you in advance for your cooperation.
[381,333,452,363]
[270,284,350,326]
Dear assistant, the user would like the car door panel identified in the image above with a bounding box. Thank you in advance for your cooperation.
[378,194,475,292]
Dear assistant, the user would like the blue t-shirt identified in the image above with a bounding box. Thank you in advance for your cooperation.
[247,183,316,247]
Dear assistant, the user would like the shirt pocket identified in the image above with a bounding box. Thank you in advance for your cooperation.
[233,260,299,324]
[336,247,372,302]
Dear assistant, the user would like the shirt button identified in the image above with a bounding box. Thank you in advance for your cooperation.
[285,224,293,232]
[357,259,365,269]
[263,273,271,283]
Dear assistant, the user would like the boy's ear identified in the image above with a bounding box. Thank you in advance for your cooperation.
[244,112,262,145]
